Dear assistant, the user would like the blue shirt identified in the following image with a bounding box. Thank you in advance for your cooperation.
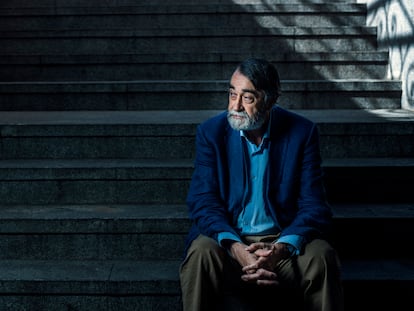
[238,129,275,235]
[218,121,303,255]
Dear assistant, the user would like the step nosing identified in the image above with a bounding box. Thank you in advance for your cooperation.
[0,259,412,286]
[0,203,412,225]
[0,158,414,182]
[1,109,413,127]
[0,26,378,38]
[0,52,389,64]
[0,3,366,16]
[0,80,402,92]
[1,157,414,166]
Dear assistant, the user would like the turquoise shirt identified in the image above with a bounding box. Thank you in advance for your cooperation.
[218,121,303,255]
[238,129,275,235]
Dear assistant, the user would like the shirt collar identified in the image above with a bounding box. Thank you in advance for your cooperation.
[240,110,272,142]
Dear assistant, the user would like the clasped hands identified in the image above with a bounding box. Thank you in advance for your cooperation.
[229,241,290,286]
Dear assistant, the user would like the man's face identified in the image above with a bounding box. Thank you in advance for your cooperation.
[227,70,269,131]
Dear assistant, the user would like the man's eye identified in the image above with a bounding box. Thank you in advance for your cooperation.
[243,96,254,103]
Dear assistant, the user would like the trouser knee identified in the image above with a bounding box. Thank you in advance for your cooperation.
[300,239,342,280]
[181,235,227,271]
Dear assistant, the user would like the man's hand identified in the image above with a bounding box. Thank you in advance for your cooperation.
[228,241,258,268]
[239,242,291,286]
[240,267,279,285]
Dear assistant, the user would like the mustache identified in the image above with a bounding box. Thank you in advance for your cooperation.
[228,110,248,117]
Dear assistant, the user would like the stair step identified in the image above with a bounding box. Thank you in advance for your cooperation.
[0,159,192,205]
[0,27,379,38]
[1,157,413,204]
[0,3,367,30]
[0,204,189,260]
[0,204,190,234]
[2,108,412,126]
[0,109,413,159]
[0,203,412,260]
[1,203,412,234]
[0,0,355,8]
[0,81,401,110]
[323,158,414,203]
[0,258,411,310]
[0,27,380,55]
[342,259,413,310]
[0,52,389,81]
[0,259,181,310]
[0,0,409,309]
[331,202,414,259]
[0,3,366,16]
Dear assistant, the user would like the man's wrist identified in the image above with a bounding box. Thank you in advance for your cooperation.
[222,239,237,251]
[275,242,295,257]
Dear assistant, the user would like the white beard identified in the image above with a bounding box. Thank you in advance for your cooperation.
[227,110,266,131]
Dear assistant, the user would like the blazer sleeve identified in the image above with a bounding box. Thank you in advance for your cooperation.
[186,122,240,242]
[277,122,333,243]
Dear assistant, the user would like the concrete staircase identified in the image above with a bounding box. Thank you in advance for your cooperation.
[0,0,413,310]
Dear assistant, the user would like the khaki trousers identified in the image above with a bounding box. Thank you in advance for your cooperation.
[180,234,344,311]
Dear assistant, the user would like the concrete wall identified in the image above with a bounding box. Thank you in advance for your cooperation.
[358,0,414,110]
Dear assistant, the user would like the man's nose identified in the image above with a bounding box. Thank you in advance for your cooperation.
[232,96,243,111]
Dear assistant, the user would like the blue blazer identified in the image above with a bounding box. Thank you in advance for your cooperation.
[184,106,332,255]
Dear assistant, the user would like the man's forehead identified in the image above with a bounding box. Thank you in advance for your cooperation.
[229,72,257,92]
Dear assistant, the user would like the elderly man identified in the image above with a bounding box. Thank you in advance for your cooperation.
[180,58,344,311]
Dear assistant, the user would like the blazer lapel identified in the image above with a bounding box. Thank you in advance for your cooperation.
[225,125,245,210]
[268,107,288,186]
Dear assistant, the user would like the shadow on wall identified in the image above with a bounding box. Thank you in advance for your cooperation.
[361,0,414,110]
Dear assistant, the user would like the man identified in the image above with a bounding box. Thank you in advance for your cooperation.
[180,58,344,311]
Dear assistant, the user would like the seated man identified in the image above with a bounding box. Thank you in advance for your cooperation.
[180,58,344,311]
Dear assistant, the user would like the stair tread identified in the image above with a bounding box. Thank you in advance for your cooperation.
[0,158,193,168]
[0,203,412,234]
[0,259,180,294]
[323,158,414,167]
[0,3,366,16]
[0,0,411,308]
[0,51,389,64]
[0,79,399,85]
[0,79,400,112]
[0,109,412,126]
[0,157,414,169]
[0,204,189,223]
[0,202,412,218]
[332,203,414,218]
[0,26,377,37]
[0,0,354,8]
[0,258,412,293]
[1,157,414,168]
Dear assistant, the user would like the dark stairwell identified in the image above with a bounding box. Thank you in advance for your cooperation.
[0,0,413,310]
